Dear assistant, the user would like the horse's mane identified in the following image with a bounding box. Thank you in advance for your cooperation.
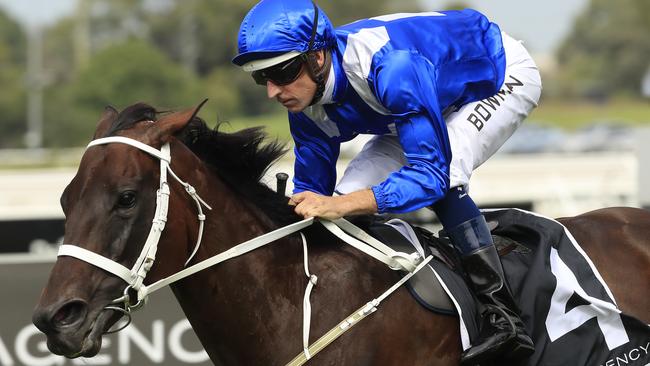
[106,103,300,227]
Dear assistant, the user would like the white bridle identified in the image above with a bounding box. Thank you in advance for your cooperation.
[58,136,213,317]
[57,135,429,363]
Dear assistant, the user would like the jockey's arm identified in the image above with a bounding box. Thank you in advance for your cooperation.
[370,51,452,213]
[289,113,378,219]
[289,113,340,195]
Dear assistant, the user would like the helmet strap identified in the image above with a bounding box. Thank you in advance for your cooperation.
[304,1,329,105]
[306,50,331,105]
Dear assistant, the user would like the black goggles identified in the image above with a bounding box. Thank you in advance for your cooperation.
[251,54,306,86]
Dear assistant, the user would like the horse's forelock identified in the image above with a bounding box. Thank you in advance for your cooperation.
[104,103,159,137]
[93,107,117,139]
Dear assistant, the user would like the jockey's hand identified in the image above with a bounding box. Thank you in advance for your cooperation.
[289,189,378,220]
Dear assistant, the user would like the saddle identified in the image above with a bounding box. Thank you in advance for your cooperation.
[350,215,528,312]
[360,217,461,315]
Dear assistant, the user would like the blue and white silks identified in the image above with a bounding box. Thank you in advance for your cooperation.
[289,10,506,213]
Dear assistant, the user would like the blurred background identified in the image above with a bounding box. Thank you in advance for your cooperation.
[0,0,648,365]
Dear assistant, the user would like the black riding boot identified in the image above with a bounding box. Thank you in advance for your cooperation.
[447,216,534,365]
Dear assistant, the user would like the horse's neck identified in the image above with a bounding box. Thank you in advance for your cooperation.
[170,142,276,254]
[171,165,302,364]
[203,177,276,250]
[168,171,462,365]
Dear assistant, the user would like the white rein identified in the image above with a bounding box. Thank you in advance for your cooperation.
[57,136,431,365]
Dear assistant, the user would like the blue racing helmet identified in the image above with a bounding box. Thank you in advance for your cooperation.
[232,0,335,71]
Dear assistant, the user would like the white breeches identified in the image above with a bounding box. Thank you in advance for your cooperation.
[335,33,543,195]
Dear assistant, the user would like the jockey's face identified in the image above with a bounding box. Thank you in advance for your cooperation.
[264,51,324,113]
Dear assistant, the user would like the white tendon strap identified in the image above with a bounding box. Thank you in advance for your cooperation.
[301,233,317,360]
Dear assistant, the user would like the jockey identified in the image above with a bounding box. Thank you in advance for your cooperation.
[233,0,542,364]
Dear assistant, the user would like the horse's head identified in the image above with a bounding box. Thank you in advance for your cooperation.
[32,102,207,358]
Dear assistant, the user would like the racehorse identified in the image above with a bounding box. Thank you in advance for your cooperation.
[32,102,650,365]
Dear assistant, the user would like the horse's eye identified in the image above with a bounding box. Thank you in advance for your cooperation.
[117,191,137,208]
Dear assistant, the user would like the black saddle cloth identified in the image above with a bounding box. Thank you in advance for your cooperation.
[347,209,650,365]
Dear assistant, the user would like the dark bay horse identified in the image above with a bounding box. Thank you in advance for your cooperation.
[33,102,650,365]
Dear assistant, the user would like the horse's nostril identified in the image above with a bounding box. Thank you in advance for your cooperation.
[52,300,88,329]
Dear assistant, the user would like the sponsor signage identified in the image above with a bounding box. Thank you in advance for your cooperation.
[0,257,211,366]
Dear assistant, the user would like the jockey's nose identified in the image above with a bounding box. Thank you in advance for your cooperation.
[266,81,282,99]
[33,299,89,333]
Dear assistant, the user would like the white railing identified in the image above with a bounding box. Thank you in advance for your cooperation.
[0,152,640,220]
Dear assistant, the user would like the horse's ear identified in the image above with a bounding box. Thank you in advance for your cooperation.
[154,99,208,143]
[93,106,119,139]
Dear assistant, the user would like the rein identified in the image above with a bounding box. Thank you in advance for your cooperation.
[57,136,431,364]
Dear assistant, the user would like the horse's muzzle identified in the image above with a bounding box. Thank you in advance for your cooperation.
[32,298,96,357]
[33,298,89,333]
